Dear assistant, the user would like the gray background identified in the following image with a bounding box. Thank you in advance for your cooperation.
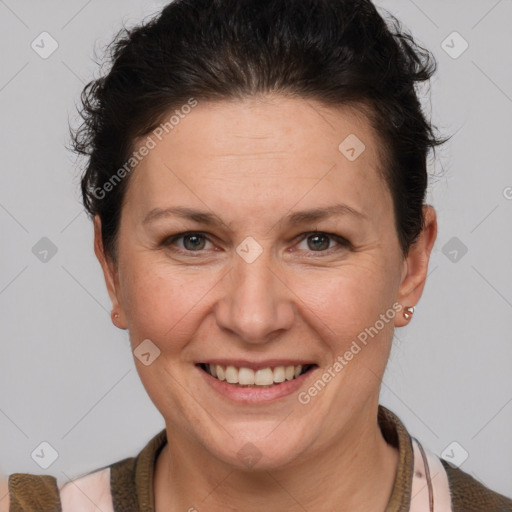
[0,0,511,501]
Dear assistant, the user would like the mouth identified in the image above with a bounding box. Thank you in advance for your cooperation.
[196,362,318,388]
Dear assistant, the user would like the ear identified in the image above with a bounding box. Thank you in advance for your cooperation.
[93,215,127,329]
[394,205,437,327]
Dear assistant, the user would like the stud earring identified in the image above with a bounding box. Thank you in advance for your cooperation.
[403,306,415,320]
[111,311,120,322]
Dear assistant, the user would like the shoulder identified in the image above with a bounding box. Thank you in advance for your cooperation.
[1,429,166,512]
[60,466,114,512]
[441,459,512,512]
[3,468,116,512]
[59,455,141,512]
[2,456,137,512]
[4,473,60,512]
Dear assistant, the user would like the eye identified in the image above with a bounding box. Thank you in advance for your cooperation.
[162,232,214,253]
[161,230,351,256]
[294,232,350,254]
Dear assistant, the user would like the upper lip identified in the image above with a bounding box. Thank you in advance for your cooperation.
[196,359,317,371]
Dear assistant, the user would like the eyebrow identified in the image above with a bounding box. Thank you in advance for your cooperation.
[143,204,367,228]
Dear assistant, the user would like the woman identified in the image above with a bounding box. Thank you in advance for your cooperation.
[2,0,511,510]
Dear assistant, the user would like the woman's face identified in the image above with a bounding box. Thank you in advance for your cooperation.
[96,95,435,469]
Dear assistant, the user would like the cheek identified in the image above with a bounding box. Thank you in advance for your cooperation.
[119,257,220,345]
[293,260,396,338]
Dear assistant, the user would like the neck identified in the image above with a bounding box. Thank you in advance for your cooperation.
[154,405,399,512]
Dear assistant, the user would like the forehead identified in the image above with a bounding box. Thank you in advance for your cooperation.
[125,96,391,225]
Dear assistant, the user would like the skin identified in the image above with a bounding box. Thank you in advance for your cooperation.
[91,95,437,511]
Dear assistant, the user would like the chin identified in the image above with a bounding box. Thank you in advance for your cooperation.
[202,421,317,472]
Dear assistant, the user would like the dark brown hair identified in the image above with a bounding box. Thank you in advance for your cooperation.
[71,0,449,262]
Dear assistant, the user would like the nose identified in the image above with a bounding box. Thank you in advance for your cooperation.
[214,247,295,345]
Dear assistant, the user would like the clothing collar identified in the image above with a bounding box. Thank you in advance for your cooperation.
[132,404,414,512]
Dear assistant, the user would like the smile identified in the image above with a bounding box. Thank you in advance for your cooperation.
[198,363,315,387]
[195,362,319,404]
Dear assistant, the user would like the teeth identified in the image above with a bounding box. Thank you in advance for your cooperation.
[204,363,308,386]
[255,368,273,385]
[273,366,286,383]
[225,365,238,384]
[239,367,255,385]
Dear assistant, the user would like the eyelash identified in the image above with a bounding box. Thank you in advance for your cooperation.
[161,231,351,256]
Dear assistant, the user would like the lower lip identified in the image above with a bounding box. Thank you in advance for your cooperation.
[197,365,316,404]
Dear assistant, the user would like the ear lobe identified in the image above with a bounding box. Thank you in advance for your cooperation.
[93,215,126,327]
[394,205,437,327]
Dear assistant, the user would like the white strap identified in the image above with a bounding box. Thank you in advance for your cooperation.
[59,467,114,512]
[410,437,452,512]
